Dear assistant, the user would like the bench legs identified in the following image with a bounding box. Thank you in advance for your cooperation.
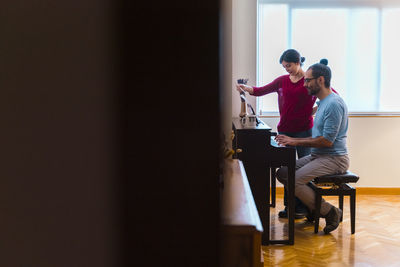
[314,191,322,233]
[339,193,344,222]
[313,184,356,234]
[350,190,356,234]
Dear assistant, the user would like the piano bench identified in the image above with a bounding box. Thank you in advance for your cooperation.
[308,171,359,234]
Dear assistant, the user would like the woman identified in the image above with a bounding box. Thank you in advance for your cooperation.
[237,49,316,158]
[236,49,316,218]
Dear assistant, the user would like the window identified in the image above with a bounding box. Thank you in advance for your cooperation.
[257,1,400,114]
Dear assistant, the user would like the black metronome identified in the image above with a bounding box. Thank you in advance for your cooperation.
[237,78,248,85]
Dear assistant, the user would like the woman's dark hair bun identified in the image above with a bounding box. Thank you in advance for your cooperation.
[300,57,305,63]
[320,58,328,65]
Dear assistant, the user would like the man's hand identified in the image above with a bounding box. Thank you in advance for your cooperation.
[275,135,333,148]
[275,134,297,146]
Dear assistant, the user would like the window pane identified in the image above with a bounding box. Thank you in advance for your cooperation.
[257,3,400,113]
[258,4,288,112]
[292,8,348,99]
[345,9,379,111]
[380,8,400,112]
[292,8,379,112]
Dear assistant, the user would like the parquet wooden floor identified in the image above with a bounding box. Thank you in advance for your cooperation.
[264,194,400,266]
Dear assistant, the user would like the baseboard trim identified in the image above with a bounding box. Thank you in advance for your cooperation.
[355,187,400,195]
[274,187,400,195]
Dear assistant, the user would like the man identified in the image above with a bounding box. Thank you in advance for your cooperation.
[275,60,349,234]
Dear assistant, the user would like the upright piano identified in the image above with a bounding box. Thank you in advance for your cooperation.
[232,117,296,245]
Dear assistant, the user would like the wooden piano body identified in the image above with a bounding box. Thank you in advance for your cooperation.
[232,118,296,245]
[220,159,263,267]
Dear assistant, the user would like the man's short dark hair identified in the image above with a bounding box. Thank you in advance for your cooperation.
[308,59,331,88]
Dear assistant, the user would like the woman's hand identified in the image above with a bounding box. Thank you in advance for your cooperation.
[312,106,318,115]
[236,84,254,94]
[275,134,297,146]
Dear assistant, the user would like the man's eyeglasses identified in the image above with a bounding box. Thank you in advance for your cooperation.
[304,77,317,83]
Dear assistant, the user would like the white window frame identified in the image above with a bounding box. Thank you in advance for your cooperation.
[257,0,400,116]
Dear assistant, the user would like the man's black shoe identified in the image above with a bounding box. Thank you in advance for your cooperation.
[305,210,315,222]
[323,207,342,234]
[278,207,308,219]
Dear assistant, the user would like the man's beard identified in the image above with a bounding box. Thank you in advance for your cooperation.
[307,85,321,96]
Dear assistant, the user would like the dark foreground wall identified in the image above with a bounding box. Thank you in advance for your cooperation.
[123,1,221,266]
[0,1,221,266]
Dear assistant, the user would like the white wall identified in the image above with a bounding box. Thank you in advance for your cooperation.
[221,0,233,145]
[232,0,257,118]
[260,117,400,187]
[231,0,400,187]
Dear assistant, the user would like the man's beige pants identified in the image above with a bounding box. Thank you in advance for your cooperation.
[277,154,349,216]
